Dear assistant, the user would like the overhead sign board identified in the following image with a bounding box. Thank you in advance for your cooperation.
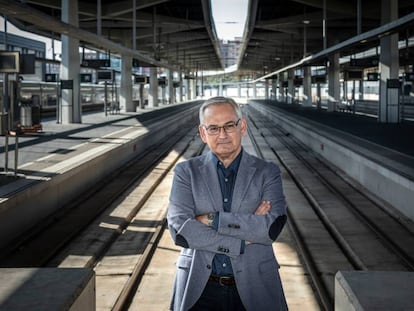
[60,79,73,90]
[20,54,36,74]
[134,75,148,84]
[80,73,93,83]
[0,51,20,73]
[97,70,113,81]
[82,59,110,68]
[404,72,414,82]
[387,79,400,89]
[45,73,58,82]
[311,75,326,84]
[158,77,167,86]
[345,70,363,80]
[367,72,379,81]
[349,57,379,68]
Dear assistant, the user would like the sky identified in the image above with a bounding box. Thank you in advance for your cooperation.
[211,0,249,40]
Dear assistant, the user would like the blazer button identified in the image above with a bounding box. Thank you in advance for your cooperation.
[206,265,211,270]
[235,224,240,229]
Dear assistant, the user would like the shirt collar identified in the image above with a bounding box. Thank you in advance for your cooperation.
[212,148,243,172]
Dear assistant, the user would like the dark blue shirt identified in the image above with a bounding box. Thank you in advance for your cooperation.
[211,149,243,276]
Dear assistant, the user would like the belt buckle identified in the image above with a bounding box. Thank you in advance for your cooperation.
[218,276,232,286]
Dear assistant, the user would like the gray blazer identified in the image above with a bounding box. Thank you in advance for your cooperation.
[167,150,288,311]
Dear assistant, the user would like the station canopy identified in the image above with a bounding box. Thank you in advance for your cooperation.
[1,0,414,76]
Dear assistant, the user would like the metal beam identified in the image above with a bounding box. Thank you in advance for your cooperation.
[0,0,171,68]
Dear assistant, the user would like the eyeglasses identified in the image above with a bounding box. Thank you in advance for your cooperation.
[202,119,241,135]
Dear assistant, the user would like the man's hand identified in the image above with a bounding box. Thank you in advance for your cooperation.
[246,201,271,246]
[254,200,271,215]
[196,213,215,226]
[196,201,270,228]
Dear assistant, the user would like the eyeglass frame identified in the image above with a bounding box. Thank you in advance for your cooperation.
[201,119,241,135]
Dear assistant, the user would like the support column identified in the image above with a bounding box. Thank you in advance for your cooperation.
[168,69,174,104]
[148,67,158,108]
[60,0,81,123]
[139,84,145,109]
[178,71,183,102]
[191,78,196,100]
[219,78,223,96]
[303,66,312,107]
[328,53,340,112]
[121,54,133,112]
[265,80,269,100]
[186,77,192,101]
[271,79,277,100]
[253,82,257,98]
[287,69,295,104]
[379,0,399,123]
[161,83,166,105]
[279,79,284,102]
[359,80,364,100]
[316,83,322,109]
[237,76,242,98]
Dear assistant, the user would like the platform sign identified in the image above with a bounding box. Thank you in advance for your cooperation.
[158,77,167,86]
[45,73,58,82]
[312,75,326,84]
[60,79,73,89]
[134,75,148,84]
[82,59,110,68]
[404,72,414,82]
[367,72,379,81]
[97,70,113,81]
[80,73,93,83]
[387,79,400,89]
[345,70,363,80]
[20,54,36,74]
[350,57,379,68]
[0,51,20,73]
[173,81,180,88]
[294,77,303,86]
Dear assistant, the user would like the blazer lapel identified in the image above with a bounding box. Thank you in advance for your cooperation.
[232,152,256,213]
[199,152,223,212]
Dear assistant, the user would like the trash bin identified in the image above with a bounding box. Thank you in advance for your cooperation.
[32,105,41,125]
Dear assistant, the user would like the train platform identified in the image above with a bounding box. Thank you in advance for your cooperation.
[249,100,414,224]
[0,102,201,249]
[0,100,321,310]
[0,99,413,310]
[269,100,414,159]
[0,106,177,183]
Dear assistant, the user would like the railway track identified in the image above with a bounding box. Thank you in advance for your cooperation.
[1,101,413,310]
[0,117,204,310]
[246,104,414,310]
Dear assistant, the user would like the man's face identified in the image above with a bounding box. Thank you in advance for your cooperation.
[199,103,246,161]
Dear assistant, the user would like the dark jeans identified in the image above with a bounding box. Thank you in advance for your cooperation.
[189,280,246,311]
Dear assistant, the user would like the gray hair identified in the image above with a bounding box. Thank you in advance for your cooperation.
[199,96,242,124]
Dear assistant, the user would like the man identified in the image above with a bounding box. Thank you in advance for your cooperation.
[167,96,288,311]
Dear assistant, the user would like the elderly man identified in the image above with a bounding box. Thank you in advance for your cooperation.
[167,96,288,311]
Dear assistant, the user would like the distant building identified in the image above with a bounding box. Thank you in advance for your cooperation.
[221,37,242,68]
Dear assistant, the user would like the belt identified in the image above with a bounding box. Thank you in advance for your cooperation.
[208,275,236,286]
